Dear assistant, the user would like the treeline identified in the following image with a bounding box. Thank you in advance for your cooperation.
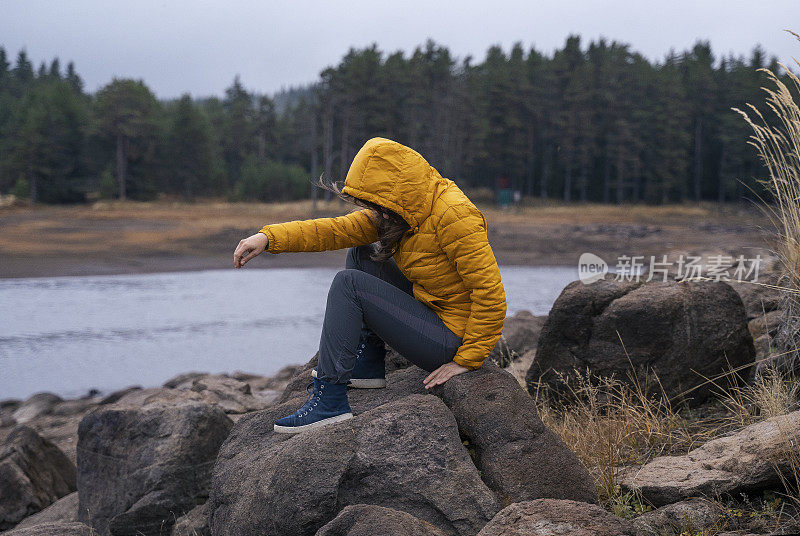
[0,36,793,204]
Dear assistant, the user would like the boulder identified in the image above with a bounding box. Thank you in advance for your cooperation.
[162,371,207,388]
[632,498,719,535]
[528,276,755,405]
[1,398,22,416]
[13,491,78,529]
[620,409,800,506]
[438,362,597,505]
[0,425,76,530]
[171,502,209,536]
[113,374,273,414]
[0,413,17,428]
[77,401,232,535]
[749,309,783,340]
[232,365,303,394]
[208,394,499,536]
[315,504,447,536]
[476,499,637,536]
[14,398,102,466]
[488,310,547,367]
[98,386,142,405]
[2,521,95,536]
[727,255,784,320]
[12,393,63,424]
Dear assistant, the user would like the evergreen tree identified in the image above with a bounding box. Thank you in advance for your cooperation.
[94,78,161,200]
[65,61,83,93]
[8,79,88,202]
[221,75,255,188]
[166,94,221,199]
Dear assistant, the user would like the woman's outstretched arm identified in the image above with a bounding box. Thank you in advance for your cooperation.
[259,209,379,254]
[234,208,380,268]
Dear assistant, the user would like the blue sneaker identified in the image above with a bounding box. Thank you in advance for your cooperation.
[312,337,387,388]
[273,378,353,434]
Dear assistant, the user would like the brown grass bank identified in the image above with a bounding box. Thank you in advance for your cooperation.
[0,197,773,278]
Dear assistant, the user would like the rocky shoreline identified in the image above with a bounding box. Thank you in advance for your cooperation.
[1,254,798,535]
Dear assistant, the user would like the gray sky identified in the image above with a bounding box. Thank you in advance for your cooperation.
[2,0,799,100]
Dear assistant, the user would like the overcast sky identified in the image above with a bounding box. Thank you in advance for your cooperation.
[1,0,798,100]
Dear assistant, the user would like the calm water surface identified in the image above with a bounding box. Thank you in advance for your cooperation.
[0,266,577,400]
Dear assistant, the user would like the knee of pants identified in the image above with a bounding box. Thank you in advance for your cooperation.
[345,245,372,270]
[330,268,359,293]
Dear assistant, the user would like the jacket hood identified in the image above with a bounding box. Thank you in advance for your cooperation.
[342,137,445,232]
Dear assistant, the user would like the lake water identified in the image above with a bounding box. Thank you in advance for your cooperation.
[0,266,578,400]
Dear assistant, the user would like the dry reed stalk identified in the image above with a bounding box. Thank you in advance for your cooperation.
[732,29,800,373]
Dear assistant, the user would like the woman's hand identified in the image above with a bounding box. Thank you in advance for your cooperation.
[234,233,269,268]
[423,361,469,389]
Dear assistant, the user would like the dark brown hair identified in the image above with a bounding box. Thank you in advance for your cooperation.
[316,175,411,262]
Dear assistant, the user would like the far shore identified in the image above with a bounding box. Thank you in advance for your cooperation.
[0,198,775,279]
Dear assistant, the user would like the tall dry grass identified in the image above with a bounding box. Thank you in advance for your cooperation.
[530,366,696,509]
[732,30,800,522]
[733,29,800,372]
[531,354,800,507]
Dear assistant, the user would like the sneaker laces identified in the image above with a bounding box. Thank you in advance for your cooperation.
[287,381,318,418]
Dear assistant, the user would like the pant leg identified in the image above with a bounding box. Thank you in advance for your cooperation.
[345,244,413,295]
[316,268,463,384]
[345,245,413,345]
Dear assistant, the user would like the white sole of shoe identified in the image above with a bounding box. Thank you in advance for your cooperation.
[311,368,387,389]
[273,412,353,434]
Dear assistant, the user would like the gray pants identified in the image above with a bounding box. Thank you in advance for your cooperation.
[317,245,463,384]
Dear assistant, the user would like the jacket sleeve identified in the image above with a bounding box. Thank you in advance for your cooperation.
[259,209,379,253]
[436,204,507,370]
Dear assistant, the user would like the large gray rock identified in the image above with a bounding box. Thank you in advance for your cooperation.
[12,491,78,529]
[112,375,272,415]
[171,502,209,536]
[528,276,755,405]
[488,310,547,367]
[438,362,597,505]
[11,393,63,424]
[633,498,719,535]
[476,499,637,536]
[2,521,95,536]
[621,409,800,506]
[315,504,447,536]
[162,372,279,412]
[13,398,100,466]
[209,394,499,536]
[77,401,232,535]
[0,425,76,530]
[727,255,783,320]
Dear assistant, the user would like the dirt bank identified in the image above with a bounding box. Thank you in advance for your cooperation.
[0,199,775,278]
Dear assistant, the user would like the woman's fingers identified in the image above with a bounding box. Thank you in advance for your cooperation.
[240,247,259,266]
[424,362,469,389]
[424,366,447,389]
[423,365,443,385]
[234,241,251,268]
[235,234,268,268]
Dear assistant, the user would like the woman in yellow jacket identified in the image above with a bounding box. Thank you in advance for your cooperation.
[233,137,506,433]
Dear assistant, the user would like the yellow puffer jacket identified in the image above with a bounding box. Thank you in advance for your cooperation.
[259,137,506,370]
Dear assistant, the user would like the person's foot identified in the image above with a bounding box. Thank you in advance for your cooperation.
[273,378,353,434]
[313,338,387,389]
